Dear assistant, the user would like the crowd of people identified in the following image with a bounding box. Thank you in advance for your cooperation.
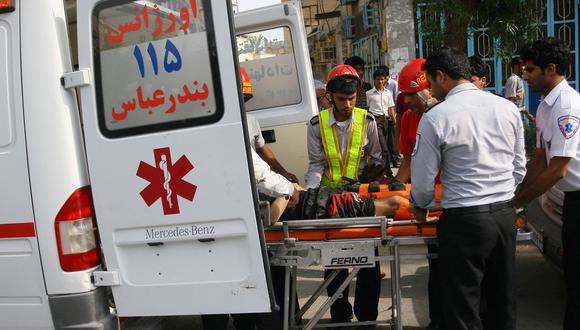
[206,36,579,330]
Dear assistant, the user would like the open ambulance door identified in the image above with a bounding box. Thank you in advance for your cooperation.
[73,0,310,317]
[234,2,318,128]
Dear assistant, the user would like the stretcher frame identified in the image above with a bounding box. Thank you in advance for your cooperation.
[265,216,532,330]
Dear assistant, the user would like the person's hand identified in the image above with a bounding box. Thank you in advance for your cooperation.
[293,182,306,192]
[283,171,299,184]
[425,216,438,223]
[513,194,523,209]
[388,179,406,191]
[288,186,300,208]
[414,206,428,223]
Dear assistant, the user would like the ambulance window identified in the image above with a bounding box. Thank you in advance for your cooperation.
[92,0,223,138]
[0,25,12,148]
[237,27,301,112]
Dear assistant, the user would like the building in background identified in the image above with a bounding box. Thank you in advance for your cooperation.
[296,0,415,83]
[276,0,578,112]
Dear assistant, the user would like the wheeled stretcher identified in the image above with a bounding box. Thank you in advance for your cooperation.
[263,183,530,330]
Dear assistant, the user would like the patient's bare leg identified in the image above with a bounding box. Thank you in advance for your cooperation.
[373,195,402,217]
[269,196,289,225]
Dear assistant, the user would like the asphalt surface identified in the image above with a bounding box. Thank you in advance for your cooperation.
[121,241,565,329]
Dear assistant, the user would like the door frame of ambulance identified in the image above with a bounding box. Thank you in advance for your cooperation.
[234,2,318,128]
[74,0,291,316]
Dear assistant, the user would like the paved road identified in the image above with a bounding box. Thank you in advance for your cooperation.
[121,242,565,329]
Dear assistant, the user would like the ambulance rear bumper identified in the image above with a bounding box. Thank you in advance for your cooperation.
[49,286,119,329]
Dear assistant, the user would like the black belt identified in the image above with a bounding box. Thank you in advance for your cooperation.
[443,200,513,216]
[565,190,580,198]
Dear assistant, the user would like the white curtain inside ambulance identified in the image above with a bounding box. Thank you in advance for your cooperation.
[93,0,217,133]
[237,27,302,112]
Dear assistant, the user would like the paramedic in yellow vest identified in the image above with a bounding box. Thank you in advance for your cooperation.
[304,64,384,323]
[305,64,384,189]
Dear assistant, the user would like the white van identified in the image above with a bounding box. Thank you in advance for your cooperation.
[0,0,315,328]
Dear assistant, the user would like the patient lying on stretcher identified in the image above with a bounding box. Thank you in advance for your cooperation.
[268,184,441,225]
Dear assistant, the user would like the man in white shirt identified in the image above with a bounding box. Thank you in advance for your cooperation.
[514,37,580,330]
[384,65,400,164]
[411,47,525,330]
[504,57,525,109]
[366,67,396,172]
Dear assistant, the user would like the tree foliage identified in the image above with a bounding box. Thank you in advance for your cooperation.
[418,0,544,59]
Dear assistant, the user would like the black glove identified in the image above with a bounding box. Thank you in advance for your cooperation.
[388,180,406,191]
[358,163,386,183]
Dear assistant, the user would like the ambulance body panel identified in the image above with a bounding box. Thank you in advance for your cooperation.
[0,0,315,328]
[0,3,53,327]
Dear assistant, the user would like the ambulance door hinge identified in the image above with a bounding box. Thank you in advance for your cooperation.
[61,69,91,89]
[91,270,121,287]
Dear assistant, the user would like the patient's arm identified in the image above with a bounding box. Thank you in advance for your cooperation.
[374,196,441,219]
[374,195,402,217]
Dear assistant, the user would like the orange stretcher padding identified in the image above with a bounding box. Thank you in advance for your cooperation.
[265,224,437,242]
[358,183,442,201]
[358,183,443,220]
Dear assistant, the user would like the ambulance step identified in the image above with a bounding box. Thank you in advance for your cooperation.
[92,270,121,287]
[61,69,91,89]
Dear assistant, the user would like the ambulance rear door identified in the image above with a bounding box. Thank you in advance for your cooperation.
[235,1,318,128]
[74,0,296,316]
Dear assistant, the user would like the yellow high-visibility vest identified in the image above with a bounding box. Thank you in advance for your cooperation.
[319,107,367,188]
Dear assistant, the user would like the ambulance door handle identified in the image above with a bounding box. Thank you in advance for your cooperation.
[147,242,164,246]
[198,238,215,243]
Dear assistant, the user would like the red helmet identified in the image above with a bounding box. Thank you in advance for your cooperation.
[326,64,362,91]
[240,67,253,101]
[398,59,429,93]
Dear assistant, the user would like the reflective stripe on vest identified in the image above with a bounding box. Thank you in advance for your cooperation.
[319,107,367,188]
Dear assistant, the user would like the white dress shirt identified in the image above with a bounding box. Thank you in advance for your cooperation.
[247,114,265,150]
[410,83,526,208]
[536,79,580,191]
[386,77,398,99]
[252,148,294,197]
[504,73,525,110]
[366,87,395,118]
[246,114,294,197]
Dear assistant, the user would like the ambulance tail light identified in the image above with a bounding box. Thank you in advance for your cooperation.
[55,186,101,272]
[0,0,15,13]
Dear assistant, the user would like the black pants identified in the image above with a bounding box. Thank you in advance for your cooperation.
[232,266,298,330]
[563,192,580,330]
[437,201,516,330]
[427,243,442,326]
[375,118,393,176]
[324,261,381,322]
[203,266,296,330]
[385,119,398,166]
[201,314,229,330]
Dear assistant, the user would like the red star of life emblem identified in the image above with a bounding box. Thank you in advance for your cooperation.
[136,147,197,215]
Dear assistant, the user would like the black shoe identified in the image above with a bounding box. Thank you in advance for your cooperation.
[328,317,351,330]
[426,321,441,330]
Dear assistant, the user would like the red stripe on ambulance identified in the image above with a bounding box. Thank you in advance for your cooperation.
[0,222,36,238]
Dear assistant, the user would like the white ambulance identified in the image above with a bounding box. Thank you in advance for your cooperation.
[0,0,316,328]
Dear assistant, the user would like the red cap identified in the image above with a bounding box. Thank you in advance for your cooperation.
[240,67,253,96]
[326,64,362,90]
[398,59,428,93]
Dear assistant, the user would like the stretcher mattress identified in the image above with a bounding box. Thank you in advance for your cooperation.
[265,183,441,241]
[264,224,437,242]
[265,183,525,242]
